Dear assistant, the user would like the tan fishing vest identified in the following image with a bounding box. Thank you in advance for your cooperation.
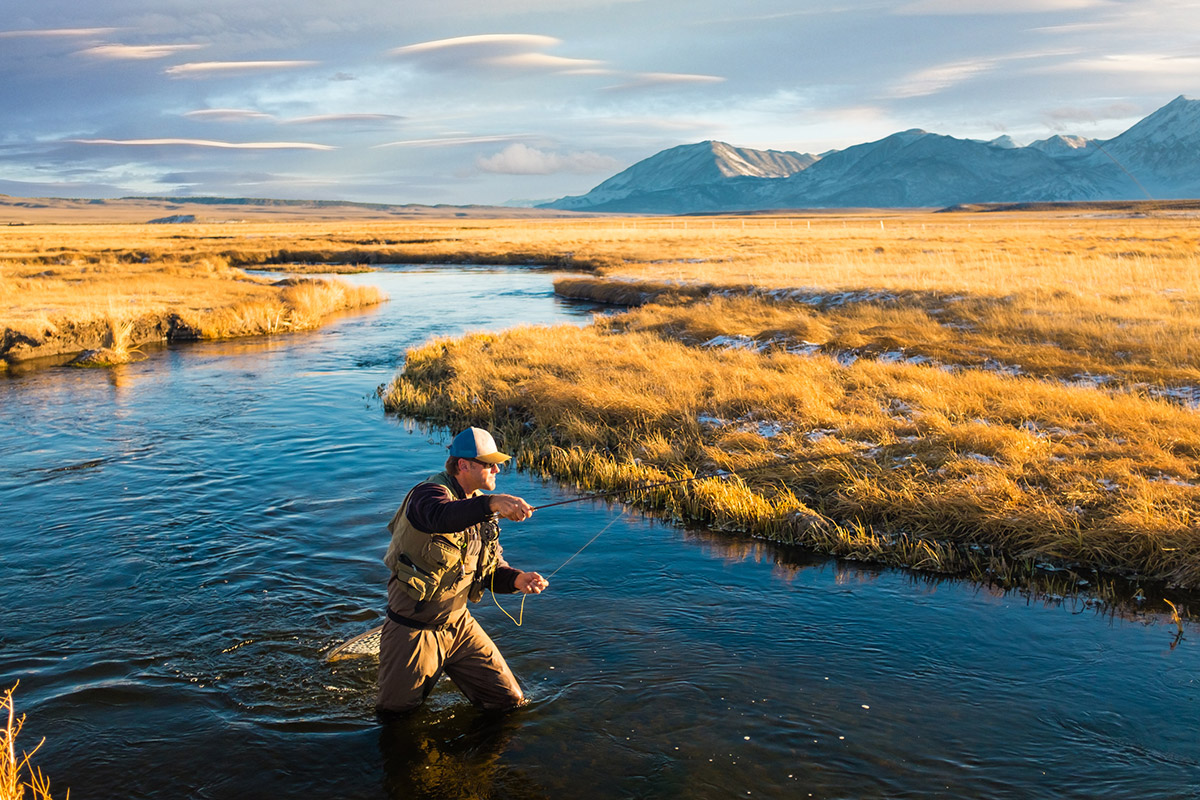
[383,471,501,604]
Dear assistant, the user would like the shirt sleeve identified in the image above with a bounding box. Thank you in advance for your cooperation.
[406,482,493,533]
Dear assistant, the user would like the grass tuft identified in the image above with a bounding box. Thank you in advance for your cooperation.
[2,683,64,800]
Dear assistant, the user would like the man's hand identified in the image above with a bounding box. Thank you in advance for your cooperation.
[514,572,548,594]
[489,494,534,521]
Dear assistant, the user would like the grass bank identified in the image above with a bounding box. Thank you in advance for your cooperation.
[0,256,384,365]
[382,322,1200,596]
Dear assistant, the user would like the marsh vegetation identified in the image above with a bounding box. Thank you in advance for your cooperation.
[373,210,1200,595]
[5,211,1197,594]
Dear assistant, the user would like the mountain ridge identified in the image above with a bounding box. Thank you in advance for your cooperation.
[541,96,1200,212]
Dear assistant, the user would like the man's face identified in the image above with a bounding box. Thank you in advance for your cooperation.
[458,458,500,493]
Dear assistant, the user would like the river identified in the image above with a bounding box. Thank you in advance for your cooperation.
[1,267,1197,799]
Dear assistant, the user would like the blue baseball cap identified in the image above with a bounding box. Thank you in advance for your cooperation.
[448,427,511,464]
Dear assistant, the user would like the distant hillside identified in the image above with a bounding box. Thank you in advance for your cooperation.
[541,96,1200,212]
[545,141,818,211]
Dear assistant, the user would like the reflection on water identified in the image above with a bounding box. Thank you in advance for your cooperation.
[1,267,1197,799]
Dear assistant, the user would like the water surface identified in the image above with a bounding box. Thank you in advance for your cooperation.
[1,267,1196,799]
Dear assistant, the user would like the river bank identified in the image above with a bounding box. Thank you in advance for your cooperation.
[4,266,1196,799]
[0,256,383,366]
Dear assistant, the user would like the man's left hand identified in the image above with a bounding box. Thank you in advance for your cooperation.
[514,572,549,594]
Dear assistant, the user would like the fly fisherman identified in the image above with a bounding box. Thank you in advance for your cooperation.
[376,427,548,718]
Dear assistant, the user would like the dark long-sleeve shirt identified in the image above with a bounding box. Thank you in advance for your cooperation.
[402,475,521,596]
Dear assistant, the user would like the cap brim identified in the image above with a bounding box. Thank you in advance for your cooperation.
[474,451,510,464]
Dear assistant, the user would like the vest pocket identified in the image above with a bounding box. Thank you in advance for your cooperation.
[394,536,464,602]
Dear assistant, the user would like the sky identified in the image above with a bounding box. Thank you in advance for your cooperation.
[1,0,1197,205]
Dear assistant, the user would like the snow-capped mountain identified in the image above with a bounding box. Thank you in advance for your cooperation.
[1095,95,1200,197]
[545,141,818,211]
[541,96,1200,212]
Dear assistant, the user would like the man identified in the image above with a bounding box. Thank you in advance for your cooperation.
[376,426,547,717]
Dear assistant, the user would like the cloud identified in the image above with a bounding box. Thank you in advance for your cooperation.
[389,33,560,57]
[1043,102,1142,124]
[285,113,405,125]
[388,33,606,75]
[76,44,206,60]
[374,134,532,148]
[157,170,280,184]
[68,138,336,151]
[1037,52,1200,75]
[0,28,120,38]
[604,72,726,91]
[484,53,605,71]
[891,58,1000,98]
[181,110,402,126]
[475,143,619,174]
[183,109,277,122]
[896,0,1109,13]
[890,48,1079,98]
[165,60,320,78]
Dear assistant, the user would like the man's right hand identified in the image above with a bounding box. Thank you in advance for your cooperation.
[488,494,534,521]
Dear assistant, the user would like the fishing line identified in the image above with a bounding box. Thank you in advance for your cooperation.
[492,455,837,627]
[491,508,628,626]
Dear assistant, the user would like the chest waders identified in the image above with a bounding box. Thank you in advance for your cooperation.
[383,471,502,610]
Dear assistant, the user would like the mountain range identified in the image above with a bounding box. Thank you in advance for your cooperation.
[541,96,1200,213]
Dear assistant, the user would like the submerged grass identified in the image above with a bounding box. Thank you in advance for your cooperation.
[383,323,1200,592]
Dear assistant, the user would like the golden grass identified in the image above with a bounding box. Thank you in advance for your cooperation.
[5,212,1199,592]
[0,248,385,363]
[568,289,1200,392]
[5,211,1196,379]
[2,684,63,800]
[383,323,1200,589]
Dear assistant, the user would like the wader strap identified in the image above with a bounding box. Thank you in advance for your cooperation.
[386,606,449,632]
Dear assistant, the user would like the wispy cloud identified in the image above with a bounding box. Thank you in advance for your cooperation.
[389,33,606,75]
[475,143,618,174]
[165,61,320,78]
[485,53,605,71]
[0,28,120,38]
[69,138,336,151]
[374,134,532,148]
[286,114,405,125]
[604,72,725,91]
[390,34,560,56]
[896,0,1109,13]
[891,48,1079,97]
[891,58,1001,98]
[183,109,403,125]
[77,44,206,60]
[1036,52,1200,75]
[183,109,277,122]
[1043,102,1141,124]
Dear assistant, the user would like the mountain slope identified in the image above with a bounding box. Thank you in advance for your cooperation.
[543,141,817,211]
[542,96,1200,211]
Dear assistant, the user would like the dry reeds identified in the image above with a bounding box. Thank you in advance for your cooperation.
[1,250,385,363]
[382,321,1200,589]
[1,684,63,800]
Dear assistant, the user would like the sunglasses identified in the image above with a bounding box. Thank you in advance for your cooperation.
[465,457,500,467]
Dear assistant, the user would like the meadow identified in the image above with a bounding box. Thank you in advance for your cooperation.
[362,208,1198,595]
[0,223,386,366]
[4,209,1198,596]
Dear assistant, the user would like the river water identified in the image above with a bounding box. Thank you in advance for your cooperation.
[1,267,1197,799]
